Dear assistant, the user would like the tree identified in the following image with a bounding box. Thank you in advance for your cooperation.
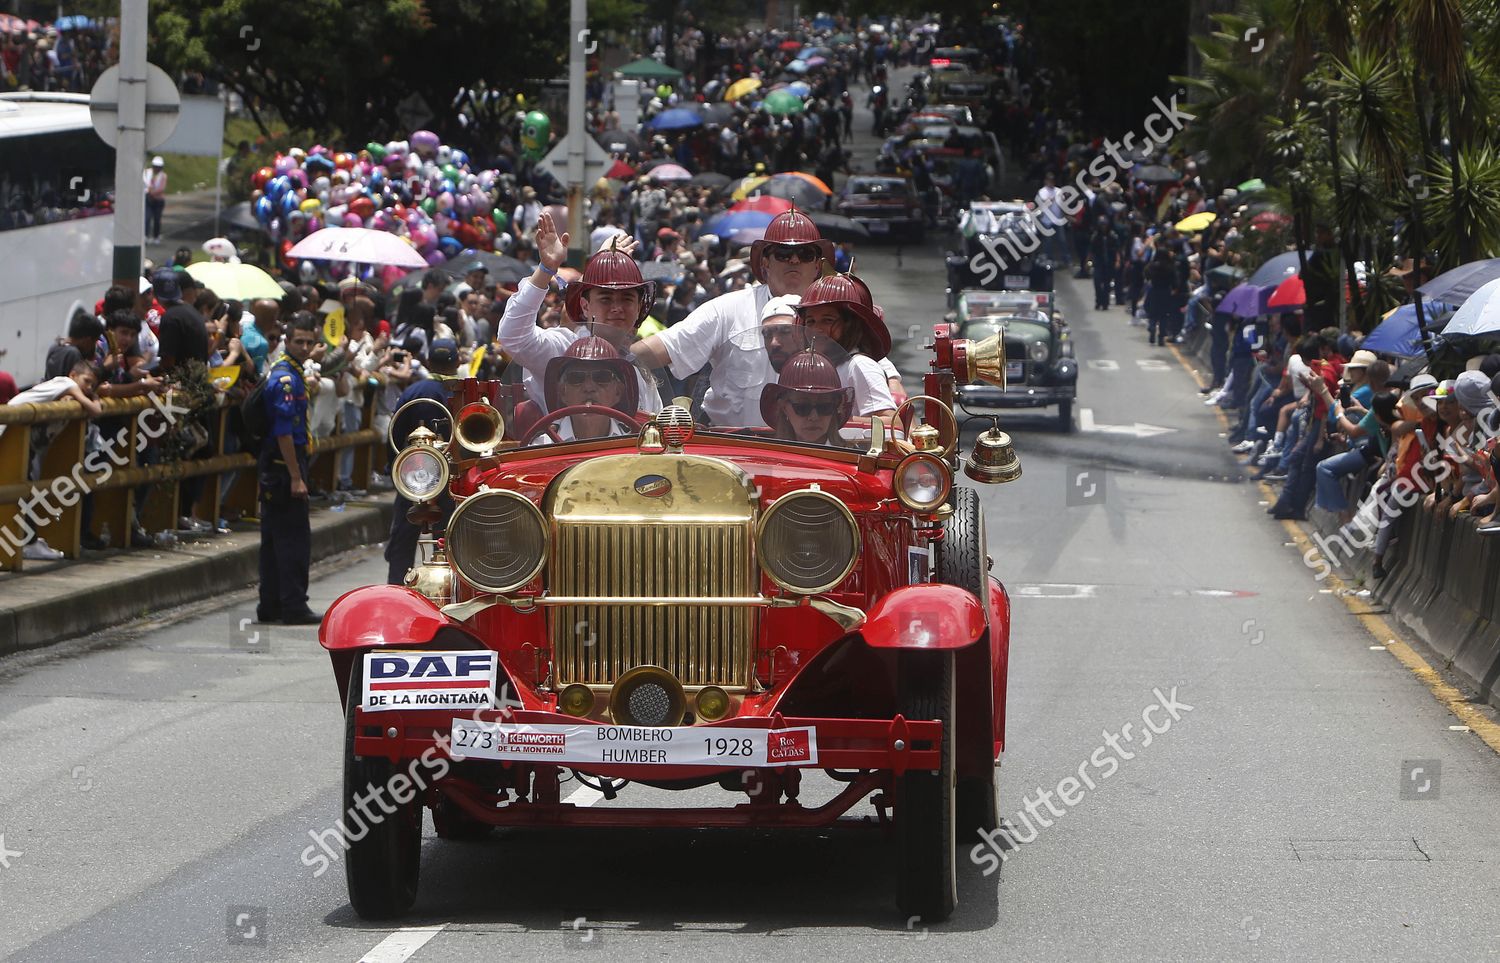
[151,0,640,145]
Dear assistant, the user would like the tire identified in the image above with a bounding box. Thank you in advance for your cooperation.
[343,659,422,919]
[1057,399,1074,433]
[896,649,957,923]
[938,488,999,837]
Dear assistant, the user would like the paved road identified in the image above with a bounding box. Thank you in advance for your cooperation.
[6,68,1500,963]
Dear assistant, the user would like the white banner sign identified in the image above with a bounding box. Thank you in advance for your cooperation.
[450,719,819,768]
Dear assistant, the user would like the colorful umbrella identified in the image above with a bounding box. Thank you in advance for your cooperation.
[604,159,636,180]
[732,195,794,215]
[184,261,285,300]
[807,212,870,242]
[730,175,771,200]
[1249,211,1291,232]
[784,60,812,75]
[615,57,683,80]
[1236,178,1267,192]
[1266,275,1305,309]
[705,210,775,237]
[288,227,428,269]
[646,108,703,131]
[649,164,693,183]
[761,90,806,115]
[1363,302,1454,356]
[786,81,812,98]
[1219,284,1268,319]
[1175,211,1217,233]
[778,40,802,51]
[804,56,829,68]
[772,171,832,194]
[724,78,762,102]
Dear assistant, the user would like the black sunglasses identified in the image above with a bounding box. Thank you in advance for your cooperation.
[562,369,621,387]
[790,400,839,417]
[771,246,820,263]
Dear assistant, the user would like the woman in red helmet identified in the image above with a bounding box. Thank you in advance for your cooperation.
[760,349,855,446]
[498,211,662,413]
[795,273,896,420]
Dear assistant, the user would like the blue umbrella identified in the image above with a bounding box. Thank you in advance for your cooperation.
[1246,251,1301,287]
[1362,301,1454,356]
[784,59,811,75]
[786,81,812,97]
[1219,283,1268,318]
[646,108,704,132]
[55,14,94,30]
[1418,257,1500,306]
[704,209,774,237]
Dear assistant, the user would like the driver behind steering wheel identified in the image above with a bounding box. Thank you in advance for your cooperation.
[531,335,642,444]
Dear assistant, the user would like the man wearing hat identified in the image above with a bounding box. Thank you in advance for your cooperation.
[153,268,208,373]
[384,338,459,585]
[143,156,167,244]
[634,208,834,428]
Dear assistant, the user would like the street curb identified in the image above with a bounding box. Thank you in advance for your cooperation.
[0,498,393,657]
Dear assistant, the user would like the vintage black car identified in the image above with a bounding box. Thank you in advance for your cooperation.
[836,174,926,241]
[947,288,1078,431]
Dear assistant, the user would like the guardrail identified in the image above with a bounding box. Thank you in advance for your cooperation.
[0,389,382,572]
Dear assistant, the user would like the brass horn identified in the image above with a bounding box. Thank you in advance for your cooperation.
[964,419,1021,484]
[960,332,1009,390]
[455,399,504,456]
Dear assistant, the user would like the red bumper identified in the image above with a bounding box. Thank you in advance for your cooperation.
[353,708,941,779]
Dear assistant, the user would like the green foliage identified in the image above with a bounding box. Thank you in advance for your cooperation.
[151,0,642,143]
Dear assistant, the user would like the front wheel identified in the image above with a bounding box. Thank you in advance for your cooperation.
[896,650,957,922]
[343,660,423,919]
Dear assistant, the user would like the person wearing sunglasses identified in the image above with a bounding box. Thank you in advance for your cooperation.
[794,272,896,421]
[632,209,834,428]
[538,335,642,443]
[499,211,662,414]
[760,349,854,446]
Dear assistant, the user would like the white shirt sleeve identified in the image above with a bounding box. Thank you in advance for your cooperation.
[656,294,729,378]
[498,278,576,376]
[845,355,897,415]
[877,357,900,380]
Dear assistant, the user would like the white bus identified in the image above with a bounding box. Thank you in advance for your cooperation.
[0,92,115,387]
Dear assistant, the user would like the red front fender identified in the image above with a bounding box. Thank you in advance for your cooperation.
[861,584,986,650]
[318,585,486,705]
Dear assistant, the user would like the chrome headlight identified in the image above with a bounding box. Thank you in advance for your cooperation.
[757,490,859,594]
[1028,340,1049,364]
[392,444,449,503]
[894,452,952,512]
[446,490,547,593]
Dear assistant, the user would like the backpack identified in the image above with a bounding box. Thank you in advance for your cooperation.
[239,370,272,449]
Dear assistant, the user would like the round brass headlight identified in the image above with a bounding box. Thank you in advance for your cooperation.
[558,683,595,717]
[392,444,450,503]
[609,666,686,727]
[894,452,952,512]
[757,490,859,594]
[446,490,547,593]
[694,685,732,722]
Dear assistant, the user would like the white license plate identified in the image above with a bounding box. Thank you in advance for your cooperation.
[868,221,890,233]
[1005,361,1024,381]
[1003,274,1030,288]
[450,718,819,768]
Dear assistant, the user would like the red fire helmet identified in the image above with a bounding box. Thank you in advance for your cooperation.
[749,209,835,283]
[759,348,853,427]
[796,272,892,360]
[543,335,641,414]
[563,247,655,325]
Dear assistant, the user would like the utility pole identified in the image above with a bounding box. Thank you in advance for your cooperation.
[566,0,589,268]
[112,0,147,286]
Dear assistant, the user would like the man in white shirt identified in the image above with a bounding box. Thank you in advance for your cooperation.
[632,209,833,428]
[1034,170,1070,268]
[142,157,167,244]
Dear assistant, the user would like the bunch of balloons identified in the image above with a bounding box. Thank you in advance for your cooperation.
[246,126,540,272]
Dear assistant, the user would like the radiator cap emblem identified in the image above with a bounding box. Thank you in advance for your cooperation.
[634,474,671,497]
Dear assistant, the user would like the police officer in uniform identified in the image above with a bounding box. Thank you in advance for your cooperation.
[257,313,322,624]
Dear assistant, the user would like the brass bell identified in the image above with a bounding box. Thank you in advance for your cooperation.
[964,421,1021,484]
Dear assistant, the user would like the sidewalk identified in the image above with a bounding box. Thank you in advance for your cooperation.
[0,494,394,656]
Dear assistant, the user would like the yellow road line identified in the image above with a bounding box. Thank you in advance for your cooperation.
[1166,341,1500,754]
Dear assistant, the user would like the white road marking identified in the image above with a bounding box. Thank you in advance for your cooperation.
[1087,359,1119,370]
[359,925,446,963]
[565,785,604,806]
[1136,359,1172,371]
[1079,408,1177,438]
[1014,583,1098,599]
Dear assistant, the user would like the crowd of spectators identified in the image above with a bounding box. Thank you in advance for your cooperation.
[1,24,112,93]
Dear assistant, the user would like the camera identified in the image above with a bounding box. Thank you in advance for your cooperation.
[392,351,407,362]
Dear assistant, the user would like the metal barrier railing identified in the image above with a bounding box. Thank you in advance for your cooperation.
[0,388,382,572]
